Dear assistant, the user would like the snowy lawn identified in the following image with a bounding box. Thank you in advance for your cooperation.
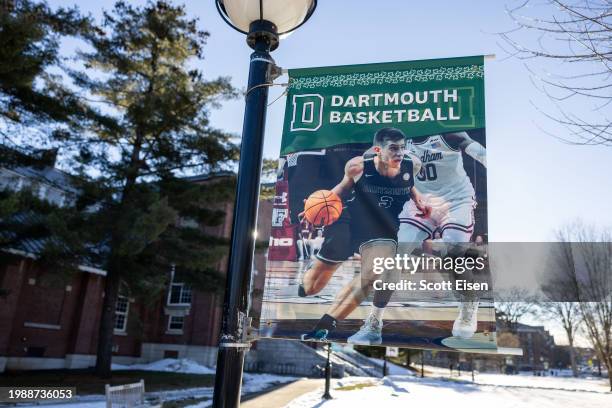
[414,363,610,393]
[472,371,609,393]
[287,374,611,408]
[12,359,297,408]
[112,358,216,375]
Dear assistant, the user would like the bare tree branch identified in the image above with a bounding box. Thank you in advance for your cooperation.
[501,0,612,146]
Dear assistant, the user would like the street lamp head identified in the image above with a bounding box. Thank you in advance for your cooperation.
[215,0,317,50]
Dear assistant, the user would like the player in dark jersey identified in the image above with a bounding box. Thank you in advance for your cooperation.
[299,127,428,342]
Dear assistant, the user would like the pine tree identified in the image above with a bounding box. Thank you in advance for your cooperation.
[0,0,113,150]
[63,1,238,377]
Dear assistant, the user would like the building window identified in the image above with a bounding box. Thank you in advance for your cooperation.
[167,268,192,305]
[114,296,129,332]
[37,184,48,200]
[168,283,192,305]
[168,315,185,332]
[15,176,24,191]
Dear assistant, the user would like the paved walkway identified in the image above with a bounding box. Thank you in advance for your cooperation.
[241,378,324,408]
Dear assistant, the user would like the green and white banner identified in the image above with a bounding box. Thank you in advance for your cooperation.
[281,56,485,154]
[253,56,496,354]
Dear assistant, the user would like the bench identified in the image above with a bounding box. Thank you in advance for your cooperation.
[105,380,146,408]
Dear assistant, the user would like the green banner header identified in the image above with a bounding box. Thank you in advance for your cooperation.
[280,56,485,155]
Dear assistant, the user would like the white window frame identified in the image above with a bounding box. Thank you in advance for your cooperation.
[167,268,192,306]
[114,295,129,333]
[37,183,48,200]
[167,315,185,333]
[15,175,24,191]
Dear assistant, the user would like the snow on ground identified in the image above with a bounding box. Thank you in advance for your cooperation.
[243,373,298,394]
[113,358,298,394]
[182,373,299,408]
[287,374,611,408]
[414,363,610,393]
[111,358,216,374]
[11,358,610,408]
[15,360,296,408]
[472,372,609,393]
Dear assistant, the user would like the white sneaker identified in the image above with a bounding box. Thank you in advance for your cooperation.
[452,301,479,339]
[347,315,382,345]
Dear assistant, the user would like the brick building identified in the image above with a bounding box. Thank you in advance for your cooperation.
[509,323,556,371]
[0,149,254,372]
[0,148,337,377]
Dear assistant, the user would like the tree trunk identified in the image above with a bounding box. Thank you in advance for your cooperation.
[607,357,612,392]
[94,260,121,377]
[568,338,578,377]
[93,130,144,377]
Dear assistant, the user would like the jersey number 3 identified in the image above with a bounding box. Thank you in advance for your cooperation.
[379,196,393,208]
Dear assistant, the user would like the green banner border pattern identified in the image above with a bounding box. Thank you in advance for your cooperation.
[280,56,485,155]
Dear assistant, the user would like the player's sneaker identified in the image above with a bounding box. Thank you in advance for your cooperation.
[452,301,479,339]
[347,315,382,345]
[301,329,329,342]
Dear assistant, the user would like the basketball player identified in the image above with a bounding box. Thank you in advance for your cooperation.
[299,127,429,342]
[347,131,487,345]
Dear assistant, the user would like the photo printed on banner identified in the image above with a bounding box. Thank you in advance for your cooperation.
[252,56,496,353]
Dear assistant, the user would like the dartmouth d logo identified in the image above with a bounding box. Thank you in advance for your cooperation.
[290,94,324,132]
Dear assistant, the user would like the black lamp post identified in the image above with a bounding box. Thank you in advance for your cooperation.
[212,1,317,408]
[323,344,332,399]
[383,355,388,377]
[421,350,424,378]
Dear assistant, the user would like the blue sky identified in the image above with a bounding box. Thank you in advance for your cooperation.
[48,0,612,243]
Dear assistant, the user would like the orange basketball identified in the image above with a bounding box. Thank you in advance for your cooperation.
[303,190,343,226]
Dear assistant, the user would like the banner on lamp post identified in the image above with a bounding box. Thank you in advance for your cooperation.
[253,56,495,353]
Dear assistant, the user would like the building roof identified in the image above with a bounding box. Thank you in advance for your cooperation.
[9,165,80,195]
[0,212,107,275]
[183,171,235,183]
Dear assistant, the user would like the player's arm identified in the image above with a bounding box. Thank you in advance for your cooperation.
[408,152,422,176]
[406,154,431,217]
[443,131,487,167]
[410,186,430,217]
[331,156,363,198]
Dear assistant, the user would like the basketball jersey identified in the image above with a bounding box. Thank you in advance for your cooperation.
[408,135,474,200]
[347,156,414,240]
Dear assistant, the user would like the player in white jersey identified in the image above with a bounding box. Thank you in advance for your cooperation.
[348,131,487,345]
[400,132,482,239]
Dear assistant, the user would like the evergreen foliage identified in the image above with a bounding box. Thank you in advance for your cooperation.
[1,0,239,377]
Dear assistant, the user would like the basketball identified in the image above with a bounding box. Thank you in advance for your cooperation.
[303,190,343,226]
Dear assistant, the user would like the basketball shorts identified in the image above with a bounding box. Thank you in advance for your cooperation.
[398,195,475,241]
[316,216,397,264]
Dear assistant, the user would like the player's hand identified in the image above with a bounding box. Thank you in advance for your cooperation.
[411,187,431,218]
[415,200,432,218]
